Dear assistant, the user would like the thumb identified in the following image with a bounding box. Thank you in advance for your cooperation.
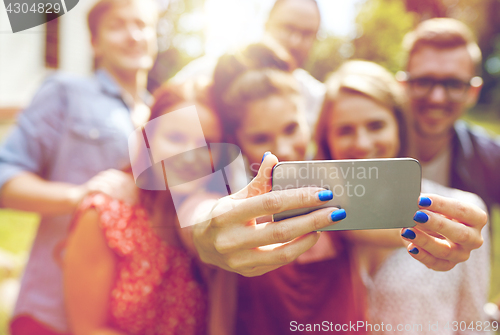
[233,151,279,199]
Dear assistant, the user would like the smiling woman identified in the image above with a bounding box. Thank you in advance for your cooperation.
[315,59,490,331]
[63,80,220,335]
[220,69,309,169]
[326,90,401,160]
[315,59,413,161]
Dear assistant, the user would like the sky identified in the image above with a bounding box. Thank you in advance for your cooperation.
[200,0,362,56]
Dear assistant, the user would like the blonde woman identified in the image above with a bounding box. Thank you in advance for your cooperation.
[315,60,490,333]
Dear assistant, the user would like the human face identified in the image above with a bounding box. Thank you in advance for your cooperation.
[406,45,479,139]
[327,92,400,160]
[265,0,320,67]
[236,94,309,169]
[148,103,221,193]
[93,1,158,74]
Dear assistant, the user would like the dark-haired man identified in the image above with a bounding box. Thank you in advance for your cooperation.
[402,18,500,211]
[0,0,158,333]
[401,17,500,322]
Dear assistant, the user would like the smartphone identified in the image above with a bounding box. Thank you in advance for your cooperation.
[271,158,421,231]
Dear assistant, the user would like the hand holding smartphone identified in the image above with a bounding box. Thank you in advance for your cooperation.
[271,158,421,231]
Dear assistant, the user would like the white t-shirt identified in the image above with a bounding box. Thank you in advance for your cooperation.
[421,146,452,187]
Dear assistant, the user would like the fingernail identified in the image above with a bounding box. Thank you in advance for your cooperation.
[401,229,416,240]
[330,209,346,222]
[413,211,429,223]
[419,197,432,207]
[318,190,333,201]
[409,247,419,254]
[261,151,271,163]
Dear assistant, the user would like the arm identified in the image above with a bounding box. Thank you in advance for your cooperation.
[0,77,66,212]
[63,209,127,335]
[191,153,347,277]
[0,170,138,216]
[0,172,84,215]
[0,76,137,215]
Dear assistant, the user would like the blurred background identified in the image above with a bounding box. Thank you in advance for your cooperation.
[1,0,500,334]
[3,0,500,120]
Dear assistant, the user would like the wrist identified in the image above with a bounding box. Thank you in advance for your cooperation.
[66,184,88,209]
[192,227,215,266]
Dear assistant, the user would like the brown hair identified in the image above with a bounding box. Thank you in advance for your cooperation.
[87,0,114,41]
[218,69,300,142]
[87,0,158,39]
[315,60,414,160]
[268,0,319,21]
[211,40,294,118]
[211,40,298,145]
[403,18,482,74]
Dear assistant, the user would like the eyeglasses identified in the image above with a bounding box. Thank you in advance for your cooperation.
[405,75,482,102]
[271,23,317,43]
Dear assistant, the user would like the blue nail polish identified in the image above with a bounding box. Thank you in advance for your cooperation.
[409,247,419,254]
[419,197,432,207]
[401,229,416,240]
[331,209,346,222]
[261,151,271,163]
[318,190,333,201]
[413,211,429,223]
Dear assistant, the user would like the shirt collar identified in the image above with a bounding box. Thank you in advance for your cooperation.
[95,68,154,108]
[95,68,123,99]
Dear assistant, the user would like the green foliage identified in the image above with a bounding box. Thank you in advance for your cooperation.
[148,0,206,91]
[305,36,347,82]
[0,210,38,255]
[306,0,418,81]
[352,0,417,74]
[0,210,39,335]
[463,113,500,136]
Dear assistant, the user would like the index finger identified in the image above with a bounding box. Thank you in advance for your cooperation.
[214,187,333,226]
[418,194,488,229]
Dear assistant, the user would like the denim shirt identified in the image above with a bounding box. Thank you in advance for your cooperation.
[0,69,137,332]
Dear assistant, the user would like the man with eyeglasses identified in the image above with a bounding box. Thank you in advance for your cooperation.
[173,0,324,129]
[400,18,500,323]
[401,18,500,213]
[263,0,324,128]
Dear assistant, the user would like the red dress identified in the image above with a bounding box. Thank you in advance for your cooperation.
[72,194,207,335]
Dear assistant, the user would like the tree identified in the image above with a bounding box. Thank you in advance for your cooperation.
[351,0,417,74]
[305,35,347,82]
[148,0,206,91]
